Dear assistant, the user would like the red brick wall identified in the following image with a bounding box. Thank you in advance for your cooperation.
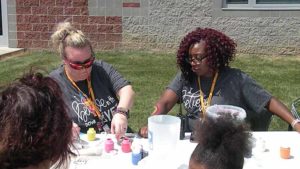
[16,0,122,50]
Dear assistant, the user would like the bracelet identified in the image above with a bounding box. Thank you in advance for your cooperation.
[291,119,300,128]
[113,107,130,118]
[151,105,160,115]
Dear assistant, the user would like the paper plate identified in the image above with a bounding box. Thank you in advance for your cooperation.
[206,105,246,121]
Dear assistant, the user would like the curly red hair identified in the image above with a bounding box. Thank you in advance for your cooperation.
[177,28,236,82]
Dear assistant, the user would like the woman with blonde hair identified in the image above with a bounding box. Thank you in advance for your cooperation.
[50,21,135,139]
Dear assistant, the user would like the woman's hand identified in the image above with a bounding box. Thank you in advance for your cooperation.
[138,125,148,138]
[111,113,128,140]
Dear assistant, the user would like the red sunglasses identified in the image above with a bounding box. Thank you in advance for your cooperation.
[66,57,95,70]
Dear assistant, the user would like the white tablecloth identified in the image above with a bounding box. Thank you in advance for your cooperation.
[69,132,300,169]
[244,132,300,169]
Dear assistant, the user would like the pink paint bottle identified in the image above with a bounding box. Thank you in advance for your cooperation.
[104,138,114,153]
[121,137,131,153]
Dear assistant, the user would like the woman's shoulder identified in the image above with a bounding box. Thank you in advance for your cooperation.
[223,68,257,88]
[93,60,111,67]
[92,60,118,80]
[92,59,103,67]
[223,67,242,73]
[220,67,251,83]
[49,65,64,79]
[93,60,114,71]
[222,67,246,77]
[173,71,188,83]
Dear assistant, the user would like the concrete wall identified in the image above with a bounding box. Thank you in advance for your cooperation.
[6,0,300,55]
[120,0,300,55]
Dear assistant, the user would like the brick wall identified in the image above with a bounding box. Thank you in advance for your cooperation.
[15,0,122,50]
[8,0,300,55]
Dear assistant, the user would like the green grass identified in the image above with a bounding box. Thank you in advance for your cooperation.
[1,51,299,132]
[232,55,300,130]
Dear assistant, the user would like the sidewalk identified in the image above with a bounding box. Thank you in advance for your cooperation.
[0,47,26,60]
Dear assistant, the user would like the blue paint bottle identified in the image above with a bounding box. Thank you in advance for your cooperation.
[131,142,142,165]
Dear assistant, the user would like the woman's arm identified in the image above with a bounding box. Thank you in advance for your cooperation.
[117,85,135,110]
[111,85,135,139]
[267,97,300,132]
[139,89,179,138]
[152,89,179,115]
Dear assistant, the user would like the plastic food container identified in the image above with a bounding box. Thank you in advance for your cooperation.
[206,105,246,121]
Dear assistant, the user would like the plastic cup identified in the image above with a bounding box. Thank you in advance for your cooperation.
[148,115,180,158]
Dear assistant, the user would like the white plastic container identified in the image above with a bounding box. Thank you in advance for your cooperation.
[148,115,180,159]
[206,105,246,121]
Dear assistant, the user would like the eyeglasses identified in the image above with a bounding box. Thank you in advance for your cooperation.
[66,56,95,70]
[185,54,208,64]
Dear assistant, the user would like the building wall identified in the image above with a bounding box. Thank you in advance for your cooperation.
[6,0,300,55]
[8,0,122,50]
[121,0,300,55]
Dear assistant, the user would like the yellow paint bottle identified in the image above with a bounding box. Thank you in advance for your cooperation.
[87,128,96,141]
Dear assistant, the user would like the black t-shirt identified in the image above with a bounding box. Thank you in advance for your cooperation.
[167,67,272,130]
[50,60,130,133]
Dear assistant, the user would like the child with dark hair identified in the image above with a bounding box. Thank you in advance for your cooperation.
[0,72,75,169]
[189,117,252,169]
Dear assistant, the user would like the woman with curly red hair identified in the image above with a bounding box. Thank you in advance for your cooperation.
[139,27,300,137]
[0,72,74,169]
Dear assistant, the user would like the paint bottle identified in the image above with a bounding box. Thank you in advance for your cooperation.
[104,138,114,153]
[121,137,131,153]
[87,128,96,141]
[280,146,290,159]
[131,141,142,165]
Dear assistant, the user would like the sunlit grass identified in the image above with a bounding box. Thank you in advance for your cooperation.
[1,51,299,132]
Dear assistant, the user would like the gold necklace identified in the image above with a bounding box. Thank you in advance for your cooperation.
[197,71,218,119]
